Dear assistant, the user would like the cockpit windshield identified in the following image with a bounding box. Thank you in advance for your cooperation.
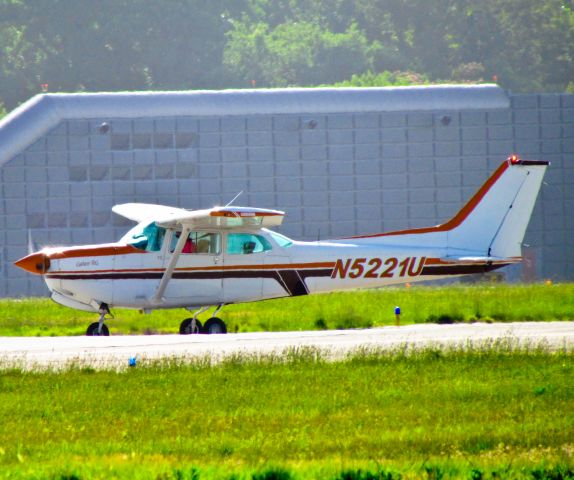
[267,230,293,248]
[123,222,166,252]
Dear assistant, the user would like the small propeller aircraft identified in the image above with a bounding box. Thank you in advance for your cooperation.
[15,155,548,336]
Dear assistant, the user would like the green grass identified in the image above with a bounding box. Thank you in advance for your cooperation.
[0,346,572,479]
[0,283,572,336]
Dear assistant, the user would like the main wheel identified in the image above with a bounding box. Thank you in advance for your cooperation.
[179,318,203,335]
[203,317,227,334]
[86,322,110,336]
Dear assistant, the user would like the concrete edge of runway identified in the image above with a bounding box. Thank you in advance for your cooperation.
[1,321,573,371]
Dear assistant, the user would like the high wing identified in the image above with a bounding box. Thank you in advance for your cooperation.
[155,206,285,229]
[112,203,188,224]
[112,203,285,304]
[113,203,285,230]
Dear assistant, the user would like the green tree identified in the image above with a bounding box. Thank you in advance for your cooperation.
[224,19,373,87]
[329,0,574,91]
[1,0,574,111]
[331,70,431,88]
[0,0,246,108]
[445,0,574,91]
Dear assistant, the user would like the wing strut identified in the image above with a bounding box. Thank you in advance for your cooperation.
[152,226,191,304]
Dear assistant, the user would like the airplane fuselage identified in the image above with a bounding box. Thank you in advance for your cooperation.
[38,227,511,313]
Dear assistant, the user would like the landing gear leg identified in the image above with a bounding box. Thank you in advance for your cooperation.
[179,306,210,335]
[212,304,223,318]
[180,304,228,335]
[86,303,111,336]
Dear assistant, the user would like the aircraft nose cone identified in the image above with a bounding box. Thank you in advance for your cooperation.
[14,252,51,275]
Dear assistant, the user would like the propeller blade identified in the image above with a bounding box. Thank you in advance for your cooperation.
[27,229,36,255]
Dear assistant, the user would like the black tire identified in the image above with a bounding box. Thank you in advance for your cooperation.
[179,318,203,335]
[203,317,227,334]
[86,322,110,336]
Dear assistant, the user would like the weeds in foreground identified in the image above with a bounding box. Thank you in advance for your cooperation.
[0,347,572,478]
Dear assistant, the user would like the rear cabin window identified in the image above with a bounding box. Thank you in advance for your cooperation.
[169,231,221,255]
[227,233,272,255]
[128,223,166,252]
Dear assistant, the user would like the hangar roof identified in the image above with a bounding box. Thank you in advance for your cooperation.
[0,85,509,166]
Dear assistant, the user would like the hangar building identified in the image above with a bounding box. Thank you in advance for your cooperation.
[0,85,572,297]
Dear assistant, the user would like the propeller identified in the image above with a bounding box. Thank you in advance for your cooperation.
[27,229,36,255]
[14,230,50,275]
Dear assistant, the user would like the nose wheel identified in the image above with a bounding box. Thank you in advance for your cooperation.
[86,303,111,336]
[87,322,110,336]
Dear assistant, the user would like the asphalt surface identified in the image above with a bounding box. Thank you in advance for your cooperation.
[1,321,573,370]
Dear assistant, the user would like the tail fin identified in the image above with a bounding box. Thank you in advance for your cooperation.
[347,156,548,260]
[446,157,548,258]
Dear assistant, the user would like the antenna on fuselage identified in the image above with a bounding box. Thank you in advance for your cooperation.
[224,191,244,207]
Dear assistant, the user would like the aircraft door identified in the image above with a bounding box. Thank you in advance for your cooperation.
[222,232,267,303]
[113,222,165,308]
[161,230,223,306]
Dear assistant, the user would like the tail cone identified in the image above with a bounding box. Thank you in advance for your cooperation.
[14,252,51,275]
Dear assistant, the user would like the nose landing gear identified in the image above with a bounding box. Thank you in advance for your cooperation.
[86,303,112,336]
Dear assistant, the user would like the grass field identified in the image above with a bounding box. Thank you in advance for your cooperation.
[0,283,572,336]
[0,345,572,479]
[1,284,573,478]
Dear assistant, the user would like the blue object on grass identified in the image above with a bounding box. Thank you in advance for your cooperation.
[129,356,137,367]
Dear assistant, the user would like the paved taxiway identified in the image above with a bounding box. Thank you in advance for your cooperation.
[1,321,573,369]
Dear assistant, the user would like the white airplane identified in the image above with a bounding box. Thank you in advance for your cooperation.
[15,155,548,336]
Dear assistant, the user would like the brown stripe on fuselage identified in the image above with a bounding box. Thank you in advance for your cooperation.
[47,257,517,278]
[49,244,144,260]
[423,257,521,266]
[48,261,337,276]
[421,263,509,275]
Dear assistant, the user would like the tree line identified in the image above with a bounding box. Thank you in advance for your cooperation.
[1,0,573,113]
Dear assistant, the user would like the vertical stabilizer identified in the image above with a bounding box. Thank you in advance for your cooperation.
[343,157,548,262]
[446,158,548,258]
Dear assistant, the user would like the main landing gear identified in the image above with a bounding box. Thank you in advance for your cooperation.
[86,303,111,336]
[85,303,227,336]
[180,304,227,335]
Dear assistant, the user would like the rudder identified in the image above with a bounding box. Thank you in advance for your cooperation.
[446,158,548,258]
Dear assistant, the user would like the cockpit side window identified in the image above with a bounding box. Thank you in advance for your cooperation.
[169,231,221,255]
[227,233,272,255]
[128,223,166,252]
